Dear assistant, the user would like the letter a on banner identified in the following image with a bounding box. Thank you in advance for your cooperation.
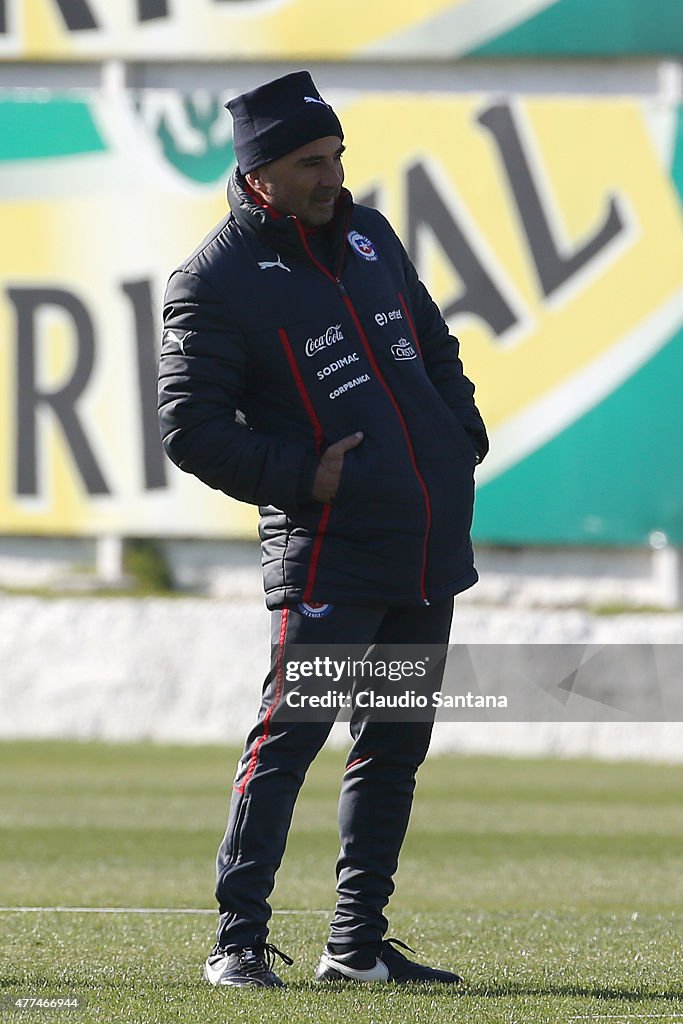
[44,0,99,31]
[477,102,626,299]
[407,160,519,338]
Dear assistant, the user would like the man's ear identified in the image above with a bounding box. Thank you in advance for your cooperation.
[245,170,267,199]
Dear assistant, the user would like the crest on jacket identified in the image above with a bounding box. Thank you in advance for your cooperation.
[347,231,378,262]
[297,602,334,619]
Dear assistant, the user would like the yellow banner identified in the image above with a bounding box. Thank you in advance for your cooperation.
[344,95,683,483]
[1,90,682,537]
[1,0,472,60]
[3,1,679,61]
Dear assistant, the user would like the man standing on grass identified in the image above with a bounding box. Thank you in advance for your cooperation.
[158,70,488,988]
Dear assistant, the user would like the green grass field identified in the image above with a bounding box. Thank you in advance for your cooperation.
[1,741,682,1023]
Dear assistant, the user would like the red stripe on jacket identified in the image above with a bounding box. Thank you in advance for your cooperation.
[277,328,330,603]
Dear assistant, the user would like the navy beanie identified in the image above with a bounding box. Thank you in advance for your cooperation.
[226,71,343,174]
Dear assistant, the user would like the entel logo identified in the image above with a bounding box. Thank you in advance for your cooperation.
[375,309,403,327]
[391,338,417,361]
[305,325,344,357]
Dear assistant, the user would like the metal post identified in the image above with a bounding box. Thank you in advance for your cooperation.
[96,534,124,584]
[649,532,682,609]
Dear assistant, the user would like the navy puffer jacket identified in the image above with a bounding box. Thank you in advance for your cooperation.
[158,171,488,609]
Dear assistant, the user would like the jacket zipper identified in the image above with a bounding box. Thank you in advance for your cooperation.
[294,219,432,605]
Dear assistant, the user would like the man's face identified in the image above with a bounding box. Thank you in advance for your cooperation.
[246,136,345,228]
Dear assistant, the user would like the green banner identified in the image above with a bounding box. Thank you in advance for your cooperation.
[469,0,683,57]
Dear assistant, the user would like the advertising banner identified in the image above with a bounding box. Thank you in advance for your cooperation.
[1,88,682,543]
[1,0,681,61]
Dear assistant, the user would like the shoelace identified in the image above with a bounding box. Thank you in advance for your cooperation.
[238,942,294,977]
[382,937,418,961]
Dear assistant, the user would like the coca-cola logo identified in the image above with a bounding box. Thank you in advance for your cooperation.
[305,324,344,357]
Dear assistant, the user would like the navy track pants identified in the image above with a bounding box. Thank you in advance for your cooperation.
[214,598,453,952]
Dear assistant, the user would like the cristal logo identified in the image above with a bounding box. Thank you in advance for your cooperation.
[391,338,417,361]
[305,324,344,357]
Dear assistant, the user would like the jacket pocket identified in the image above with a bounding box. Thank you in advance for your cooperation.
[329,437,424,533]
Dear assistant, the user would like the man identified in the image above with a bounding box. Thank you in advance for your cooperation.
[158,70,488,988]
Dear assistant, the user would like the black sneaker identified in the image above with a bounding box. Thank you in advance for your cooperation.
[203,942,293,988]
[315,937,462,985]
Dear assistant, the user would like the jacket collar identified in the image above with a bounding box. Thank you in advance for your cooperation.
[227,167,353,271]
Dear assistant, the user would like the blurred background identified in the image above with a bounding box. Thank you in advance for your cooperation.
[1,0,682,757]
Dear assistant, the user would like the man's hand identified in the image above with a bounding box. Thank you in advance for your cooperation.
[312,432,364,504]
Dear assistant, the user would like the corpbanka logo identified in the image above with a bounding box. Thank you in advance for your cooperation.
[305,324,344,357]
